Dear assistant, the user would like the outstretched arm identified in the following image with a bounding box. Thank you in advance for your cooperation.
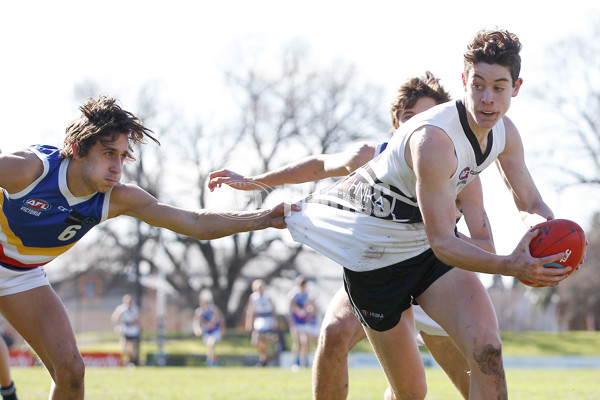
[208,141,377,191]
[109,184,297,240]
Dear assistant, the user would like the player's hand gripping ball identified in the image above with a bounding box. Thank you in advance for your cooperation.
[519,219,587,287]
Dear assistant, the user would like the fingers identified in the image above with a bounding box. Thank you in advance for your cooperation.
[208,177,228,191]
[268,202,302,229]
[208,169,243,191]
[522,228,540,247]
[207,170,229,191]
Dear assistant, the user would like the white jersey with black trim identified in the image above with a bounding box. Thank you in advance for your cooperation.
[286,100,506,272]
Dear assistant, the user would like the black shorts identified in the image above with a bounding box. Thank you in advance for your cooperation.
[343,248,452,332]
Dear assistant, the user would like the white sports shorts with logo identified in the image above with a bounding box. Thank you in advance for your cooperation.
[0,266,50,296]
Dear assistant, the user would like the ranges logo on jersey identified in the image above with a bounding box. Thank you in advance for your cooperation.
[459,168,471,180]
[20,198,51,217]
[457,167,482,187]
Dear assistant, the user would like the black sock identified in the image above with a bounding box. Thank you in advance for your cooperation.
[1,381,17,400]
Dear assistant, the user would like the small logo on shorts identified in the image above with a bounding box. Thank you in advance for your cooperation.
[361,310,384,319]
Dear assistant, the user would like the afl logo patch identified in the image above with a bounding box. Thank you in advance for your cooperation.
[25,198,51,211]
[459,168,470,180]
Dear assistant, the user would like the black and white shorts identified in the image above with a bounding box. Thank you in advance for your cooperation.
[343,248,452,332]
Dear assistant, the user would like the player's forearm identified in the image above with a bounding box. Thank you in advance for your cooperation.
[519,199,553,228]
[456,232,496,253]
[430,235,509,275]
[251,156,330,187]
[190,208,280,240]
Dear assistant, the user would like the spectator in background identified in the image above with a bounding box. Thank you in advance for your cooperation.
[288,276,319,369]
[193,291,226,367]
[245,279,277,367]
[111,294,140,366]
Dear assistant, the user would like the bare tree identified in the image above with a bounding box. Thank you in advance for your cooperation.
[64,41,388,327]
[530,17,600,329]
[556,213,600,330]
[530,17,600,187]
[157,40,388,325]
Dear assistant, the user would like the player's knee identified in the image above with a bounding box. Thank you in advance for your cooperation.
[320,319,355,354]
[386,382,427,400]
[55,353,86,390]
[472,337,504,376]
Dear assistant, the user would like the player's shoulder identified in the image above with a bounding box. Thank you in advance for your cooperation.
[108,183,156,218]
[111,183,156,202]
[0,147,47,193]
[500,115,518,135]
[498,114,523,150]
[411,125,453,149]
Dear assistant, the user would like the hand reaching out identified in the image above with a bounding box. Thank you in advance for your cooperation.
[208,169,263,192]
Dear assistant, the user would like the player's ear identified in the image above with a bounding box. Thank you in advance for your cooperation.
[462,73,467,91]
[72,143,81,159]
[512,77,523,97]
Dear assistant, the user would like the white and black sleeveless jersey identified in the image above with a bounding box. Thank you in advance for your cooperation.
[286,100,506,272]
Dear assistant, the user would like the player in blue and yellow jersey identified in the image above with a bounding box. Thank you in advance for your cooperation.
[0,95,294,400]
[288,276,319,369]
[193,291,226,366]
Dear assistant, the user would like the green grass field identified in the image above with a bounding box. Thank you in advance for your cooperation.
[73,329,600,357]
[12,330,599,398]
[11,366,600,399]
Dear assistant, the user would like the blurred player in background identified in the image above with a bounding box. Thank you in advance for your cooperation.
[245,279,278,367]
[193,291,226,367]
[111,294,141,366]
[287,276,319,370]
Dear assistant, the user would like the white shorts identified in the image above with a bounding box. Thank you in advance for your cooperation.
[0,266,50,296]
[294,322,320,337]
[202,330,223,344]
[414,305,448,345]
[254,316,275,333]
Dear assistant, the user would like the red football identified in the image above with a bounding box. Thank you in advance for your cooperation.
[519,219,586,287]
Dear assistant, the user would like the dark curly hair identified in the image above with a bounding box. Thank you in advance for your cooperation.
[464,29,522,85]
[61,95,159,160]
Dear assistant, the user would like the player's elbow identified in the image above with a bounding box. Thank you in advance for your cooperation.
[428,236,458,265]
[482,240,496,254]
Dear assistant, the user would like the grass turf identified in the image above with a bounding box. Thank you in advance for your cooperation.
[72,329,600,358]
[11,366,600,399]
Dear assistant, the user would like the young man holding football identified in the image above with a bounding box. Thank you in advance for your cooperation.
[280,29,571,399]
